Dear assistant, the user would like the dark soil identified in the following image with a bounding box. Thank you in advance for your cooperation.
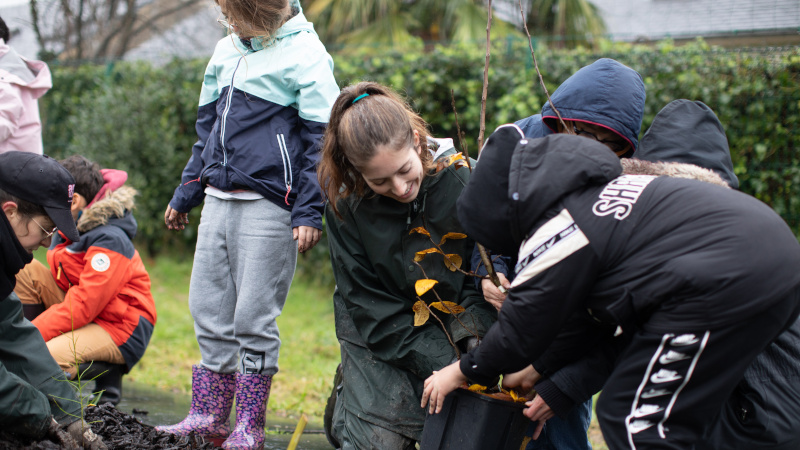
[0,403,220,449]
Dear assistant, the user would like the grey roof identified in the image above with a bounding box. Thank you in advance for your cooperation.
[4,0,798,62]
[590,0,800,41]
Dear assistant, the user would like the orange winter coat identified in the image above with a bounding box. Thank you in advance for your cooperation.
[33,185,157,369]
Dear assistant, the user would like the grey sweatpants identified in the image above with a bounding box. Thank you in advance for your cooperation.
[189,196,297,375]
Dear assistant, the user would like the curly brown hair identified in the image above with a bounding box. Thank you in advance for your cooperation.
[317,81,434,219]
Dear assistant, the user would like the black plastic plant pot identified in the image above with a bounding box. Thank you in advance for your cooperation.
[419,387,529,450]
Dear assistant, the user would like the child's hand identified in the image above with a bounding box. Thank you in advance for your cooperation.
[502,364,540,397]
[421,361,466,414]
[164,205,189,230]
[293,226,321,253]
[481,272,510,311]
[524,395,554,440]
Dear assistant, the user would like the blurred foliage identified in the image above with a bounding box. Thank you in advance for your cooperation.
[304,0,519,52]
[39,39,800,286]
[527,0,607,49]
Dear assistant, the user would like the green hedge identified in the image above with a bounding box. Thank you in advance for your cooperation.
[39,40,800,284]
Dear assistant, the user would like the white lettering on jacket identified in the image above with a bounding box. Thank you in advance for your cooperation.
[512,209,589,287]
[592,175,656,220]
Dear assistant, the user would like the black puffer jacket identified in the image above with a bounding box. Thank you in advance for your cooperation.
[456,126,800,386]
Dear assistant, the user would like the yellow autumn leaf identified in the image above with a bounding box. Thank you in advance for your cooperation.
[443,254,462,271]
[430,301,466,314]
[415,279,438,296]
[414,248,443,262]
[447,153,465,164]
[468,384,487,392]
[412,300,430,326]
[409,227,431,237]
[439,232,467,245]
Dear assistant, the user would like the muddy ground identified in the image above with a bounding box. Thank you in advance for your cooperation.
[0,403,219,449]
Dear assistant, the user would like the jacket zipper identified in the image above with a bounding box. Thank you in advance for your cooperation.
[277,133,293,205]
[219,54,247,166]
[57,262,74,288]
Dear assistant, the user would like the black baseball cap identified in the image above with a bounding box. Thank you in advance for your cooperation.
[0,151,81,241]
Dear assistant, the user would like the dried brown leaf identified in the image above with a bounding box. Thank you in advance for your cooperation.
[414,248,443,262]
[439,232,467,245]
[409,227,431,237]
[430,301,465,314]
[443,254,463,271]
[413,300,430,326]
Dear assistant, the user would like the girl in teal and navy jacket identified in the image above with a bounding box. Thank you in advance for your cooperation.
[160,2,339,449]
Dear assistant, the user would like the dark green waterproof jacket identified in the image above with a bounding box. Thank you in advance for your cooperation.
[327,151,497,437]
[0,214,81,438]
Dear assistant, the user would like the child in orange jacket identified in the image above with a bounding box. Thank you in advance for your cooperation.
[16,155,157,405]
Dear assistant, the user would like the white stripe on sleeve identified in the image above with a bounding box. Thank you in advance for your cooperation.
[511,209,589,288]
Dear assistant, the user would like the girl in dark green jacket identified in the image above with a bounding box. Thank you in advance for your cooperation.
[317,81,497,449]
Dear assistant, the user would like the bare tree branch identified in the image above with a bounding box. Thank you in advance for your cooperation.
[518,0,571,132]
[475,0,505,293]
[30,0,204,61]
[28,0,46,55]
[450,89,472,171]
[477,0,492,153]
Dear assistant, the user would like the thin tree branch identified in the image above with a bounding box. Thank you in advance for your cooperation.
[28,0,46,56]
[418,296,460,360]
[450,89,471,171]
[477,0,492,152]
[475,0,505,292]
[76,0,85,61]
[518,0,571,133]
[414,260,481,343]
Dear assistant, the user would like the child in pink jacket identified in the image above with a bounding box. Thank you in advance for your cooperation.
[0,16,52,155]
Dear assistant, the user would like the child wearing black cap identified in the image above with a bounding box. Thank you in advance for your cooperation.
[0,151,105,448]
[14,155,157,407]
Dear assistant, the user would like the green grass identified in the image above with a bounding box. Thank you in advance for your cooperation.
[126,255,340,423]
[35,249,605,444]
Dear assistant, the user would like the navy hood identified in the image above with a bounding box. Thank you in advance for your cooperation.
[458,126,622,255]
[541,58,646,155]
[638,100,739,189]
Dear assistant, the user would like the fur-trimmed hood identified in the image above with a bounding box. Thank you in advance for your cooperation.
[621,158,731,189]
[77,185,138,236]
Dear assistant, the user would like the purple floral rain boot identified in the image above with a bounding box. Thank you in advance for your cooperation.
[156,365,236,441]
[221,372,272,450]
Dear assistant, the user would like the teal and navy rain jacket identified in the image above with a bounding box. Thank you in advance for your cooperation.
[169,5,339,230]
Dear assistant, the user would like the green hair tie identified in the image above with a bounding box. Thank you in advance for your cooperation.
[352,93,369,104]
